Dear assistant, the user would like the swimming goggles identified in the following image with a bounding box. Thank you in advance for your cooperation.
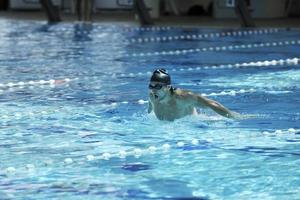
[148,83,166,90]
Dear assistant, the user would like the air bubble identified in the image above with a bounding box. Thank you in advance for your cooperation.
[288,128,296,133]
[86,155,95,161]
[101,153,111,160]
[191,139,199,145]
[177,142,185,147]
[119,150,127,158]
[138,99,148,104]
[162,143,170,151]
[148,146,157,153]
[134,148,142,157]
[64,158,73,164]
[5,167,16,174]
[26,164,35,171]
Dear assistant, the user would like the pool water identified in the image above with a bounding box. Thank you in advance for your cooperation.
[0,19,299,200]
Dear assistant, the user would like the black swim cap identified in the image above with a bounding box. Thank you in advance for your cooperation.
[150,69,171,85]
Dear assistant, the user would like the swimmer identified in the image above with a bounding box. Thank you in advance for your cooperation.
[148,69,240,121]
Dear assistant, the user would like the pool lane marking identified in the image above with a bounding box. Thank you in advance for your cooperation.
[126,28,280,43]
[123,26,172,32]
[93,57,300,79]
[124,40,300,57]
[37,25,174,36]
[59,86,256,108]
[0,85,293,122]
[0,87,238,120]
[0,78,73,92]
[95,57,300,79]
[46,26,282,44]
[0,86,287,121]
[0,58,298,100]
[0,57,298,93]
[168,58,299,72]
[2,128,299,176]
[0,87,256,119]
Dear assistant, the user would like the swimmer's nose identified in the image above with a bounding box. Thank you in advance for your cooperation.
[150,90,157,97]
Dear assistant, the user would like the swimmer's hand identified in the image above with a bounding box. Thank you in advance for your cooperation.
[228,112,258,120]
[224,111,240,119]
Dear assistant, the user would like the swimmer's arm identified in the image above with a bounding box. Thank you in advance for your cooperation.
[185,92,238,119]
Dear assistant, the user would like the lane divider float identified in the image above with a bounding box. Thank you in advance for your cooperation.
[127,28,280,43]
[2,128,298,176]
[124,40,300,57]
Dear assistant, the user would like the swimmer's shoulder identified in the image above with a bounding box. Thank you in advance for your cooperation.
[173,88,198,101]
[174,88,195,96]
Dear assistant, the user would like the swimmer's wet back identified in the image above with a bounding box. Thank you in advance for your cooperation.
[0,20,299,199]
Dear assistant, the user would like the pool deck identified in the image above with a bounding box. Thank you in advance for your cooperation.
[0,10,300,28]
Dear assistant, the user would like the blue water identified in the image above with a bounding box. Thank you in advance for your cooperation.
[0,19,300,200]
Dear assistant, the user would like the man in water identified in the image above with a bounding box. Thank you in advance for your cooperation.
[148,69,239,121]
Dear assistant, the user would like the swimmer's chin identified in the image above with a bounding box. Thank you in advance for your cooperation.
[150,93,159,100]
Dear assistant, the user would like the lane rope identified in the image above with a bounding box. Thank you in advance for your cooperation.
[2,128,299,176]
[124,40,300,57]
[0,58,298,101]
[123,26,172,32]
[1,58,298,92]
[127,28,280,43]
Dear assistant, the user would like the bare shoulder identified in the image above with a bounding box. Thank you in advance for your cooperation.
[173,88,211,107]
[174,88,195,96]
[173,88,198,100]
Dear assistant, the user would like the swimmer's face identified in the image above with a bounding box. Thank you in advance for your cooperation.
[149,81,168,100]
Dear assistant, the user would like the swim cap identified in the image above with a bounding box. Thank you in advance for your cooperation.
[150,69,171,85]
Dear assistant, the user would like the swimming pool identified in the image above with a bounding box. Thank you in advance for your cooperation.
[0,19,299,199]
